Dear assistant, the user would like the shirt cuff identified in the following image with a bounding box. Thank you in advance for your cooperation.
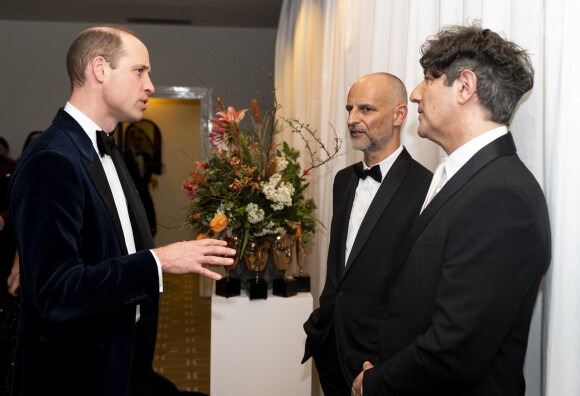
[150,249,163,293]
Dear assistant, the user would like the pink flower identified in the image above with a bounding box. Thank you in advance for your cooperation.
[209,125,229,152]
[214,106,248,127]
[182,181,198,200]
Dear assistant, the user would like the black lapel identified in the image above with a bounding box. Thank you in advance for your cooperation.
[110,146,155,250]
[82,149,129,255]
[333,166,359,279]
[395,132,518,266]
[341,148,412,280]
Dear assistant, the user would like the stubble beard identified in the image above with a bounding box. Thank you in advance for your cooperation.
[350,129,392,154]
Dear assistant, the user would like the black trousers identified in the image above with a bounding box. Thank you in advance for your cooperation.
[313,327,351,396]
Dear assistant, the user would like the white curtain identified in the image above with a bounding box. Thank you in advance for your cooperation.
[275,1,580,395]
[543,1,580,395]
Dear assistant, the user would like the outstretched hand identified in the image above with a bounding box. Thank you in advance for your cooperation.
[153,238,236,280]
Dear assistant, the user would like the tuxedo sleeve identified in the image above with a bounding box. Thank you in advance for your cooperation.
[362,181,549,395]
[10,148,159,322]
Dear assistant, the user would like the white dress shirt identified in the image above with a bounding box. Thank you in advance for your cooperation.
[345,145,404,265]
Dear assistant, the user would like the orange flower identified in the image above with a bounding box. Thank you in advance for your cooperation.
[196,232,209,240]
[209,214,228,234]
[189,171,204,184]
[292,223,302,240]
[251,99,262,125]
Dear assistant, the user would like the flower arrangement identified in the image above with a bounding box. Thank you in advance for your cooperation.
[182,72,342,256]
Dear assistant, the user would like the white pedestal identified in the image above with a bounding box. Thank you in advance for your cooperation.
[210,289,313,396]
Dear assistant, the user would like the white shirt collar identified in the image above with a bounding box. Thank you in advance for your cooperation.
[443,126,508,181]
[362,145,404,183]
[63,102,103,154]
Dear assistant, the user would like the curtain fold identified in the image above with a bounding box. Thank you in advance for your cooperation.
[543,1,580,395]
[275,1,579,395]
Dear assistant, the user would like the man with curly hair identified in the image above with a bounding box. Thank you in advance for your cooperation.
[352,24,551,396]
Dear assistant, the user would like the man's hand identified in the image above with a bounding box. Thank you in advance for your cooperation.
[7,251,20,297]
[352,361,374,396]
[153,238,235,280]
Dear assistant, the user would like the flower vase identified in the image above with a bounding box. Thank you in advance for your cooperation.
[292,238,311,292]
[272,234,298,297]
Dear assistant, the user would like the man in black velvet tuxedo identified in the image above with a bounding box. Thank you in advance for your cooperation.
[9,26,235,396]
[352,25,551,396]
[301,73,432,395]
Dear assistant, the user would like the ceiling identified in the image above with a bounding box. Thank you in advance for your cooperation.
[0,0,284,28]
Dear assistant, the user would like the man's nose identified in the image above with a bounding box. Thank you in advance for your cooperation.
[409,82,423,103]
[145,75,155,95]
[347,109,359,126]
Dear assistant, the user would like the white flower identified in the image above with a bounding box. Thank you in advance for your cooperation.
[255,221,284,237]
[261,174,295,211]
[276,156,288,173]
[246,203,265,224]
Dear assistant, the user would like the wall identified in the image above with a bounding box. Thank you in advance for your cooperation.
[0,20,277,157]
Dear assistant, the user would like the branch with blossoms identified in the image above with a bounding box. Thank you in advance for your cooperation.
[282,117,343,176]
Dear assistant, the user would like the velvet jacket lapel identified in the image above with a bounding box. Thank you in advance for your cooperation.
[396,132,518,265]
[53,109,129,255]
[341,148,413,281]
[110,147,155,251]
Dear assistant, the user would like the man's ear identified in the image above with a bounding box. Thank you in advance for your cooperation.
[393,104,408,127]
[455,70,477,105]
[91,56,107,84]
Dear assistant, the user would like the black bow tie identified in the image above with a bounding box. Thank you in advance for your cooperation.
[354,163,382,183]
[96,130,116,157]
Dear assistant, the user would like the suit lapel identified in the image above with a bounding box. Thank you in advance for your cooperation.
[110,147,155,250]
[334,168,359,279]
[341,149,412,280]
[53,109,130,255]
[396,133,518,266]
[82,150,129,255]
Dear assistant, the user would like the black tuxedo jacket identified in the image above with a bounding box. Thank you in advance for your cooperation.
[362,133,551,395]
[9,109,159,396]
[302,148,432,385]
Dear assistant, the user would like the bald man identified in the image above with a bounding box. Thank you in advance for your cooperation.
[301,73,432,395]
